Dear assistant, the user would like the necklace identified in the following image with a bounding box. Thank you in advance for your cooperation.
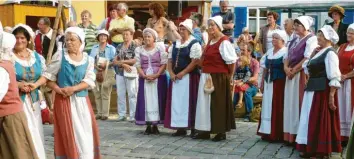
[15,50,30,59]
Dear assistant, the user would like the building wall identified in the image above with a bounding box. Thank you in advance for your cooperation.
[70,1,105,26]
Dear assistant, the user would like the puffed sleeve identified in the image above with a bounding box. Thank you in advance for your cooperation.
[260,54,267,68]
[43,51,62,81]
[219,40,237,64]
[168,44,173,59]
[158,44,168,65]
[38,54,47,74]
[0,67,10,102]
[302,59,310,75]
[189,42,202,59]
[134,47,141,68]
[82,56,96,89]
[325,50,341,88]
[304,36,318,58]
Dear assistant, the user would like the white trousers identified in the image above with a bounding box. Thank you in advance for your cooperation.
[116,75,138,118]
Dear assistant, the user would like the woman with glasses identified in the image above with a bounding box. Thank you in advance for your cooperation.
[283,16,318,144]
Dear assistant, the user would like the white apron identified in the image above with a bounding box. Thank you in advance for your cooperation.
[195,73,211,131]
[171,74,190,127]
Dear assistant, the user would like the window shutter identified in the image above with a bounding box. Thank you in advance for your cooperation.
[234,7,247,38]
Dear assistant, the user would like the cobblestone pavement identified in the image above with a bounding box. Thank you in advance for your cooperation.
[43,118,347,159]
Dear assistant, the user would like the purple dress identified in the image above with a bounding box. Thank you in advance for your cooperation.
[135,46,168,125]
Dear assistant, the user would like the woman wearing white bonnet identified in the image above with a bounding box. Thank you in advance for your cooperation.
[0,23,39,159]
[282,15,318,144]
[194,15,237,141]
[258,29,287,142]
[30,26,101,159]
[337,23,354,147]
[296,25,342,158]
[164,19,202,136]
[11,24,47,159]
[134,28,168,135]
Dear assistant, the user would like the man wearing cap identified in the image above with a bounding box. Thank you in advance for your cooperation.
[328,5,349,47]
[90,30,116,121]
[212,0,235,42]
[109,3,135,48]
[0,21,39,159]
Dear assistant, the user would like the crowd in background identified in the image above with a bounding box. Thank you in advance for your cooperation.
[1,0,354,159]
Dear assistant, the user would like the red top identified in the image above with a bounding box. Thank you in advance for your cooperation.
[106,17,112,44]
[338,43,354,74]
[0,61,23,117]
[35,33,43,55]
[202,36,230,73]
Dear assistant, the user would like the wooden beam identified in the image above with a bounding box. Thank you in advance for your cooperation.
[46,1,63,64]
[61,8,67,30]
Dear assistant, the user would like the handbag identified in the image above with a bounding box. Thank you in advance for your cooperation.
[123,66,138,78]
[204,74,215,94]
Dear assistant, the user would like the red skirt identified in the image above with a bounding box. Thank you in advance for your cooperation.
[257,79,286,141]
[234,83,250,92]
[53,94,101,159]
[296,84,342,154]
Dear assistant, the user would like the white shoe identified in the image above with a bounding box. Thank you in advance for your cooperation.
[127,117,135,122]
[117,116,126,122]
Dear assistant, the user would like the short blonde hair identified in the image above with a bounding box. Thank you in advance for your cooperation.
[81,10,92,18]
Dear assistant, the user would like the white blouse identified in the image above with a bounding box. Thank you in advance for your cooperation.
[284,33,318,60]
[43,50,96,89]
[260,47,288,68]
[168,36,202,59]
[134,45,168,68]
[302,46,341,88]
[0,67,9,102]
[209,39,237,64]
[11,49,47,73]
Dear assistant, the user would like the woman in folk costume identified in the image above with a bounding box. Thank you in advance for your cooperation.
[164,19,202,136]
[90,29,116,121]
[0,23,38,159]
[134,28,168,135]
[296,25,342,158]
[11,24,46,159]
[283,16,318,144]
[193,16,237,142]
[30,27,100,159]
[257,30,288,142]
[337,24,354,145]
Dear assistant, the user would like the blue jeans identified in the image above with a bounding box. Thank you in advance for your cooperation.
[233,85,258,117]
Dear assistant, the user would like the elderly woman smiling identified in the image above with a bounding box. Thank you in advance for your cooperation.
[30,27,101,159]
[134,28,168,135]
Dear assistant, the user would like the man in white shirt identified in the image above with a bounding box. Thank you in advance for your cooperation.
[35,17,57,60]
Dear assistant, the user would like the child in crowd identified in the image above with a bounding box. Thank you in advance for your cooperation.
[233,55,252,108]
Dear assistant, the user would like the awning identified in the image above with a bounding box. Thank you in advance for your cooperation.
[264,2,354,13]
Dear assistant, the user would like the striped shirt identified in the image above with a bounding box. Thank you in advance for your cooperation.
[78,23,98,54]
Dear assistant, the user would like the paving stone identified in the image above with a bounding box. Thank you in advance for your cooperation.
[200,148,215,154]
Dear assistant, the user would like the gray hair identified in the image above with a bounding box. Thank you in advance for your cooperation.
[285,18,294,24]
[118,3,128,12]
[66,21,77,28]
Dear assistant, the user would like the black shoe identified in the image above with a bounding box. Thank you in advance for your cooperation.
[144,125,152,135]
[192,132,210,139]
[212,133,226,142]
[190,129,196,137]
[152,125,160,135]
[172,129,187,136]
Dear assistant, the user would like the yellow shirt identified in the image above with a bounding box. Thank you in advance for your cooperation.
[109,15,135,43]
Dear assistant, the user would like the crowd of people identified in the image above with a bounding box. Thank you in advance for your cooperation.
[0,1,354,159]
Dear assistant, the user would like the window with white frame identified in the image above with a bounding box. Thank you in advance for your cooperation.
[248,8,267,34]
